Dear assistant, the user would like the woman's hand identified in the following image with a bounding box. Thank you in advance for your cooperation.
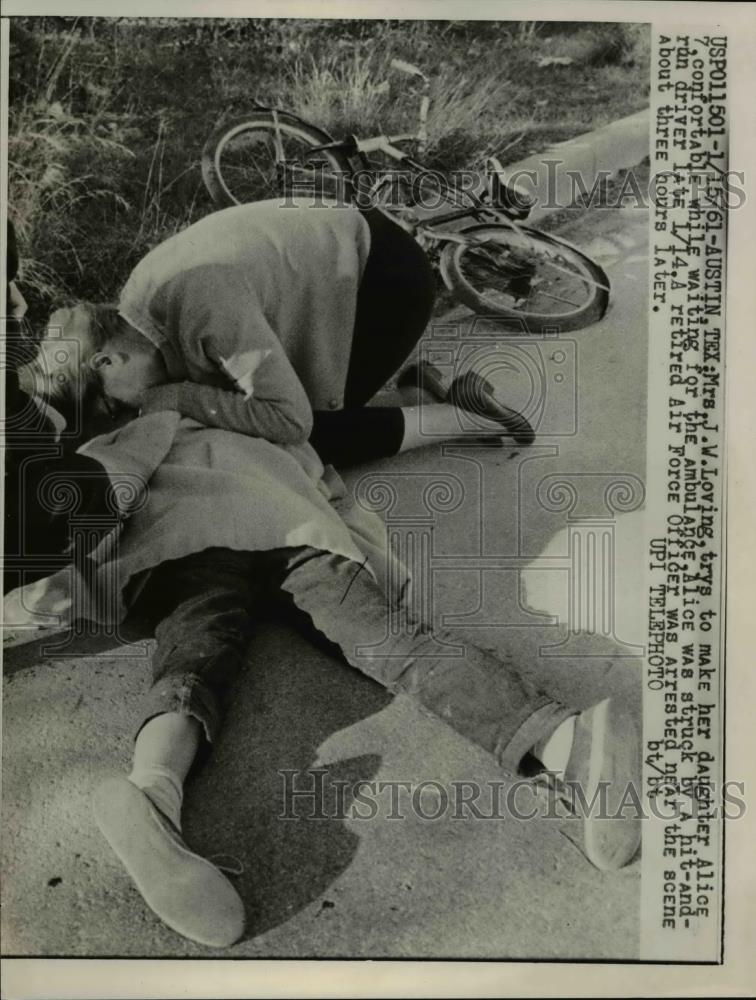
[216,348,272,399]
[138,348,271,415]
[139,382,184,415]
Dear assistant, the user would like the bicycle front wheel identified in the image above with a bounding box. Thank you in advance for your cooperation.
[440,223,610,332]
[202,113,351,207]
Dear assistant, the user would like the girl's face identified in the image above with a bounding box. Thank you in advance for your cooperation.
[94,338,168,407]
[19,304,167,408]
[17,304,95,399]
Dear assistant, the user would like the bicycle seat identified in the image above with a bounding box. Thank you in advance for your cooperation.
[486,157,536,220]
[308,134,359,155]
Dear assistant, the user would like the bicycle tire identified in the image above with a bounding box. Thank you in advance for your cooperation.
[201,112,351,208]
[440,223,610,332]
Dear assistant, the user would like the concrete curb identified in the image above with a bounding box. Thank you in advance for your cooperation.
[493,108,650,223]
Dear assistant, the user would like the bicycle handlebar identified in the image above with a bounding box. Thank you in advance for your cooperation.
[357,134,417,154]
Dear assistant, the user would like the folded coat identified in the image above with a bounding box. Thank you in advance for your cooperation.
[3,410,407,630]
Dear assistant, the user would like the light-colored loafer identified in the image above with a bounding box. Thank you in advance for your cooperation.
[533,698,642,871]
[563,697,642,870]
[93,776,245,947]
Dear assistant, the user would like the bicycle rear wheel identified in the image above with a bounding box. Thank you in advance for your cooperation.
[440,223,610,331]
[201,113,351,207]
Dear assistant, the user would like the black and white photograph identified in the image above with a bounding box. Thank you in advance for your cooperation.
[1,2,752,996]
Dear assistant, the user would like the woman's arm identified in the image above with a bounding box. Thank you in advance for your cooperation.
[142,268,313,444]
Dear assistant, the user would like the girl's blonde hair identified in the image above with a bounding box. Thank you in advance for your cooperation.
[45,301,123,404]
[81,302,124,352]
[44,302,129,442]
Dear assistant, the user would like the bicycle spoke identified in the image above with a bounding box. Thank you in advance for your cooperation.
[529,287,583,308]
[251,156,274,192]
[526,249,608,292]
[472,234,609,294]
[440,217,609,328]
[461,239,596,316]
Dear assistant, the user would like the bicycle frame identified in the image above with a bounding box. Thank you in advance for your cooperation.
[254,83,609,294]
[349,142,536,246]
[203,87,611,321]
[255,61,524,236]
[252,56,536,238]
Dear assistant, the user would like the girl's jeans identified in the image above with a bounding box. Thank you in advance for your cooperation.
[132,547,574,777]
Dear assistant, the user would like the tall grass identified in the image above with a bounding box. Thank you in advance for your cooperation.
[9,20,215,325]
[286,44,524,170]
[9,98,135,304]
[8,17,649,330]
[288,52,391,128]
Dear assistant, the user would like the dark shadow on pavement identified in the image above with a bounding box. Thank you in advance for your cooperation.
[178,619,391,941]
[4,606,391,945]
[2,614,155,675]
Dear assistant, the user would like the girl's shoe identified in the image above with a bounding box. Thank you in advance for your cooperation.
[93,776,245,947]
[532,698,642,871]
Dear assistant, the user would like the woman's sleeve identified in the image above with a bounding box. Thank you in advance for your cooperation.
[145,268,313,445]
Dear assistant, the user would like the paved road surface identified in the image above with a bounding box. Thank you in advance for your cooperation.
[2,192,649,959]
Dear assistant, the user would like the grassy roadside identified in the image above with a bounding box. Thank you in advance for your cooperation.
[8,17,650,328]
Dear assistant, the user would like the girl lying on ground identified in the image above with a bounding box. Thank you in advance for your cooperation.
[3,221,112,596]
[12,277,641,951]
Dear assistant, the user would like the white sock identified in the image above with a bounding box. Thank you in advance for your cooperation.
[128,763,184,831]
[537,715,577,774]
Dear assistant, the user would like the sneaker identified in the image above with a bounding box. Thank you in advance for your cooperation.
[93,776,245,947]
[533,698,642,871]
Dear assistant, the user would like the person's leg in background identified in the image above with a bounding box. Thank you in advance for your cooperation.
[93,547,267,947]
[275,546,641,872]
[3,221,117,595]
[309,208,532,467]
